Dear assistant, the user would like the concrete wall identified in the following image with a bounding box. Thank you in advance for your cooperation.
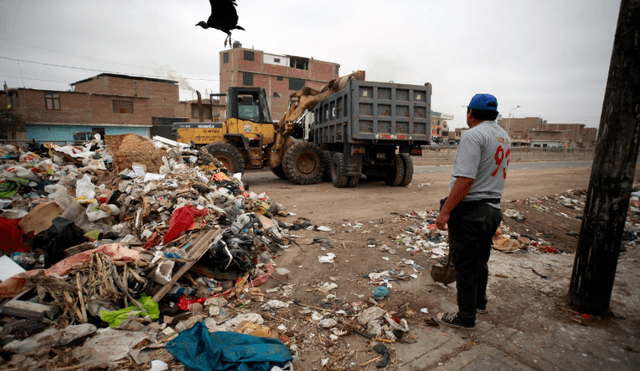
[416,146,595,166]
[26,124,148,143]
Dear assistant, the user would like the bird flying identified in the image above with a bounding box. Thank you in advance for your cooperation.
[196,0,245,47]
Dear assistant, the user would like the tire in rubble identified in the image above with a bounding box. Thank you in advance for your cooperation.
[399,153,414,186]
[321,150,335,182]
[331,152,349,188]
[282,141,325,185]
[384,154,405,186]
[270,164,288,180]
[204,142,245,174]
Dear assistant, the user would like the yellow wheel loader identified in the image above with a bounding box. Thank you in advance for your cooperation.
[172,71,366,184]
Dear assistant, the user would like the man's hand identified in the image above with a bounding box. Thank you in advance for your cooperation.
[436,211,449,230]
[435,176,474,231]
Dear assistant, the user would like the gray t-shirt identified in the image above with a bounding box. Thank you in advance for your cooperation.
[449,121,510,207]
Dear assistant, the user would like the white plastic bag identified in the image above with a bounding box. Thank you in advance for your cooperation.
[86,200,110,221]
[76,174,96,202]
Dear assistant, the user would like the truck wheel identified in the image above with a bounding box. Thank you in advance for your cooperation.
[321,151,334,182]
[283,142,325,185]
[331,152,349,188]
[399,154,414,186]
[347,175,359,187]
[384,154,405,186]
[270,165,288,180]
[204,142,245,174]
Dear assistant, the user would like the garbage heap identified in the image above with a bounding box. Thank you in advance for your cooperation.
[0,134,296,370]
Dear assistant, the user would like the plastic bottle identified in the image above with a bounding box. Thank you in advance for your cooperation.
[230,213,251,234]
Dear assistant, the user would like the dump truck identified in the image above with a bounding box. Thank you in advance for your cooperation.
[310,79,431,187]
[172,71,432,187]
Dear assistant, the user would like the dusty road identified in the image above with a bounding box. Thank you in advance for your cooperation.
[240,159,640,370]
[241,161,594,225]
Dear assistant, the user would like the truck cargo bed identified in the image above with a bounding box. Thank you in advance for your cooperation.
[311,80,431,146]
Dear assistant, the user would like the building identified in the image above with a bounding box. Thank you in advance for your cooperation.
[431,112,454,143]
[501,117,597,148]
[219,45,340,120]
[3,74,185,143]
[529,129,572,148]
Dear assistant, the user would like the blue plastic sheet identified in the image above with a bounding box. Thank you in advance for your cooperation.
[166,321,292,371]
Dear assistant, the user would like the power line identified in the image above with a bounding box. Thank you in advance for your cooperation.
[0,56,220,83]
[0,38,220,78]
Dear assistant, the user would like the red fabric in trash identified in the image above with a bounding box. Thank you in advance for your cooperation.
[0,217,30,252]
[178,294,207,311]
[143,232,162,250]
[163,205,209,244]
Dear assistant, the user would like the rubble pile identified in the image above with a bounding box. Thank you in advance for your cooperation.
[0,134,306,370]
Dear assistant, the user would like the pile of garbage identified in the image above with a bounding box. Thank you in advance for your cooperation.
[0,134,305,370]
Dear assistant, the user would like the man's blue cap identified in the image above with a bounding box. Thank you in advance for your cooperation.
[468,94,498,111]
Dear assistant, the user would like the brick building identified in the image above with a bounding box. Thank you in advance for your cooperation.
[2,74,184,143]
[501,117,597,148]
[219,45,340,120]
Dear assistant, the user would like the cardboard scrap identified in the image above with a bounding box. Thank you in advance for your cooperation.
[18,200,63,237]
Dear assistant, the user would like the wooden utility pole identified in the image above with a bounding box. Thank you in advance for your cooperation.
[569,0,640,314]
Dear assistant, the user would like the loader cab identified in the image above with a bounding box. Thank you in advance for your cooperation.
[226,87,272,123]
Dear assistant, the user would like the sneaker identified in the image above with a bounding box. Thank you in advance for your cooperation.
[435,312,475,330]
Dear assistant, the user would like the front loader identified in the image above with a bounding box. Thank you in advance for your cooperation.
[172,70,366,185]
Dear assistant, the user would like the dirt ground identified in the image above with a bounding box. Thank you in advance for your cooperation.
[229,163,639,370]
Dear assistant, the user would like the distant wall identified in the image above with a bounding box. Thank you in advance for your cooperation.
[25,125,149,143]
[415,146,596,166]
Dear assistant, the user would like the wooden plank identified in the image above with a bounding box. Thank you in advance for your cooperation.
[152,228,221,302]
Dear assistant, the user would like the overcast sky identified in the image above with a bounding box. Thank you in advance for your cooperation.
[0,0,621,129]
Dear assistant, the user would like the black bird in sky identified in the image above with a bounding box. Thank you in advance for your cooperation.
[196,0,245,47]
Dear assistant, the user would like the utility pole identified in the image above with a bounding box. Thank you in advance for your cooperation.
[569,0,640,314]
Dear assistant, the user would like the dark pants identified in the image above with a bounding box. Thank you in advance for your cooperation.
[448,201,502,325]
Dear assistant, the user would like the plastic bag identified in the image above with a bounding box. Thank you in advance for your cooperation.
[75,174,96,203]
[86,200,110,221]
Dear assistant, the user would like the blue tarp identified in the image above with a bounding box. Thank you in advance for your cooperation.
[166,321,292,371]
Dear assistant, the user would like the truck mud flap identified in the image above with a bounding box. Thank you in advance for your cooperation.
[343,153,362,177]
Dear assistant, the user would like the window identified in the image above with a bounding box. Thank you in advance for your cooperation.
[289,78,305,91]
[45,92,60,110]
[113,100,133,113]
[289,56,309,70]
[274,58,280,63]
[191,105,212,119]
[276,76,283,81]
[244,50,254,61]
[273,92,281,98]
[223,52,229,63]
[243,72,254,86]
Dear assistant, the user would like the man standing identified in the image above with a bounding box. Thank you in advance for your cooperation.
[435,94,510,330]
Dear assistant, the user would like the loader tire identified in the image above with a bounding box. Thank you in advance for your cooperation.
[321,151,335,182]
[399,153,414,186]
[331,152,349,188]
[270,165,288,180]
[283,141,325,185]
[384,154,405,186]
[204,142,245,174]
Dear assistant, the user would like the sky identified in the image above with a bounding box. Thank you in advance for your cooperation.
[0,0,622,129]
